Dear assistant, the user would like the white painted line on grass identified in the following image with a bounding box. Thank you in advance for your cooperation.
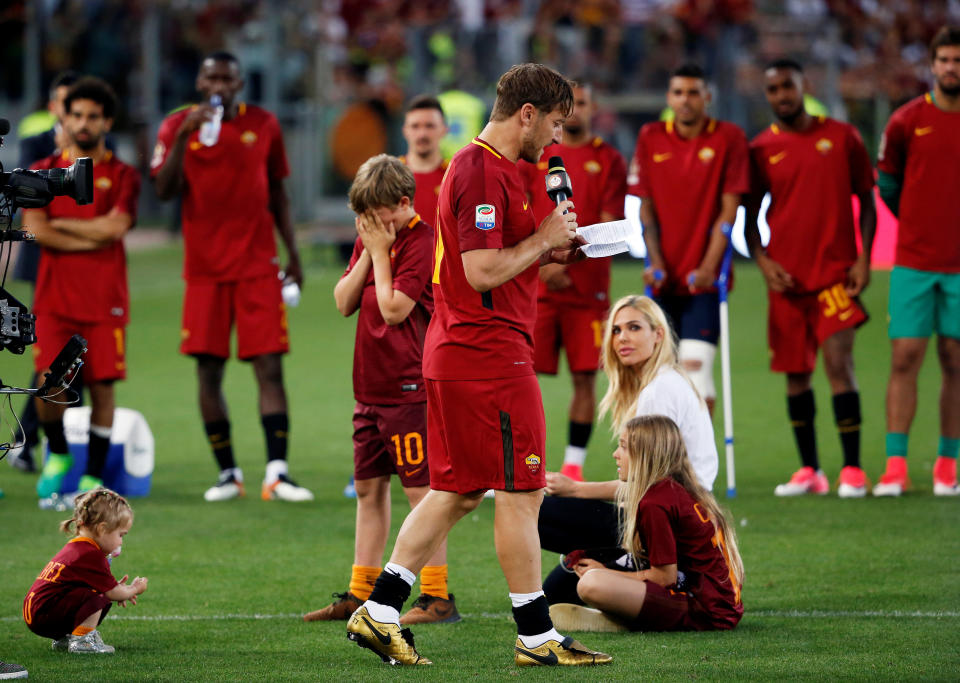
[3,609,959,623]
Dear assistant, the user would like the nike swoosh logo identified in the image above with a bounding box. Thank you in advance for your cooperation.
[838,309,855,321]
[515,646,558,665]
[405,467,423,477]
[653,152,672,163]
[361,616,392,645]
[914,126,934,136]
[769,151,787,165]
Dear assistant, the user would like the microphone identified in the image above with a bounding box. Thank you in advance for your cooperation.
[0,118,9,136]
[544,156,573,209]
[36,334,86,398]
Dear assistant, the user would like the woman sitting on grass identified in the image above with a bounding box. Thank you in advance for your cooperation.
[569,415,743,631]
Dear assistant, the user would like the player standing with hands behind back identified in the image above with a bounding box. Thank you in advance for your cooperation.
[874,27,960,496]
[519,83,627,482]
[746,59,876,498]
[152,52,312,503]
[345,64,610,667]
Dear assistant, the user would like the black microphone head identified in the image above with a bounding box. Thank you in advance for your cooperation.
[0,118,9,136]
[545,155,572,201]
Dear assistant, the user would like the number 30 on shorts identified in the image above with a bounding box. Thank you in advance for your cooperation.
[817,283,852,318]
[390,432,424,467]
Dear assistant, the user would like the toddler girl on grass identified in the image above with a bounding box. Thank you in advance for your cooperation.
[23,487,148,653]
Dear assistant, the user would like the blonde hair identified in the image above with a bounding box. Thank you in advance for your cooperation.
[616,416,744,588]
[599,294,697,434]
[60,487,133,536]
[348,154,416,214]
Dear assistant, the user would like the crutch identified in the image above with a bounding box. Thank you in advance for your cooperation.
[717,222,736,497]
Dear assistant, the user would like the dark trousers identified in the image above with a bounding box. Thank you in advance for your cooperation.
[538,496,621,605]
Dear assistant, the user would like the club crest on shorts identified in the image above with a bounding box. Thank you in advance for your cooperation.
[475,204,495,230]
[525,453,541,474]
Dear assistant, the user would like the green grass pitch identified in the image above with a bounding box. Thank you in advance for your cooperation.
[1,243,958,681]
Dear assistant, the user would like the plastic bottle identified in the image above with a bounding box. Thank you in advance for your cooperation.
[278,271,301,308]
[198,94,223,146]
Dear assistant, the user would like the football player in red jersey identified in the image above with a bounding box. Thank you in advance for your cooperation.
[746,59,876,498]
[629,64,750,417]
[152,53,311,503]
[519,83,627,483]
[874,27,960,497]
[400,95,449,224]
[26,77,140,501]
[345,64,611,668]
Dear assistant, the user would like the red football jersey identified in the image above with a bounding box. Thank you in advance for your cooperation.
[628,119,750,295]
[151,103,289,282]
[423,138,539,381]
[637,478,743,629]
[519,138,627,307]
[31,151,139,323]
[24,537,117,623]
[402,157,449,228]
[343,216,434,404]
[750,117,875,293]
[877,93,960,272]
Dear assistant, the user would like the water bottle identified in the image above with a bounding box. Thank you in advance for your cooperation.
[198,94,223,146]
[278,271,301,308]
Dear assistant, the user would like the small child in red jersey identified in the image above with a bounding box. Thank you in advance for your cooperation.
[562,415,743,631]
[23,488,148,653]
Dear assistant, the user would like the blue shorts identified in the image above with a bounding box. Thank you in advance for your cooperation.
[656,293,720,344]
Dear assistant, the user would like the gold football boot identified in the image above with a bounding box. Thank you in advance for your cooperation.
[346,606,432,665]
[514,635,612,666]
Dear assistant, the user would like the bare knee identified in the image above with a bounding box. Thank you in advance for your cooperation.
[938,339,960,377]
[355,477,389,506]
[196,356,226,389]
[252,354,284,386]
[576,569,603,604]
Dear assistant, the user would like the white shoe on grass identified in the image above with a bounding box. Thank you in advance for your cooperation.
[204,469,245,501]
[261,474,314,502]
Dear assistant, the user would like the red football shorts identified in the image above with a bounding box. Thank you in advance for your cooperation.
[181,274,289,360]
[352,401,430,488]
[534,301,605,375]
[426,375,547,494]
[631,581,722,632]
[24,588,112,639]
[768,282,868,374]
[34,315,126,382]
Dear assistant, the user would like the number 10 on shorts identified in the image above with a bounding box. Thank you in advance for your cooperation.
[390,432,424,467]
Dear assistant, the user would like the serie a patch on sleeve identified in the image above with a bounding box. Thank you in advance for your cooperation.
[475,204,495,230]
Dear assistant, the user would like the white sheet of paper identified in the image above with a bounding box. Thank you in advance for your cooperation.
[576,219,636,245]
[582,241,630,258]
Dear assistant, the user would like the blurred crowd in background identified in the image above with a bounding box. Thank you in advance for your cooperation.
[1,0,958,223]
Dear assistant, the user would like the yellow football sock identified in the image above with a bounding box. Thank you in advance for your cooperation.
[349,565,381,601]
[72,625,94,637]
[420,565,448,600]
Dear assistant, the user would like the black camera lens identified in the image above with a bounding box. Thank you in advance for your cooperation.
[37,157,93,205]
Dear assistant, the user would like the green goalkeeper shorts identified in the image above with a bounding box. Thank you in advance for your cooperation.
[888,266,960,339]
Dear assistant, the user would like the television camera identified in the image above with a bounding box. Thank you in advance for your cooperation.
[0,116,92,403]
